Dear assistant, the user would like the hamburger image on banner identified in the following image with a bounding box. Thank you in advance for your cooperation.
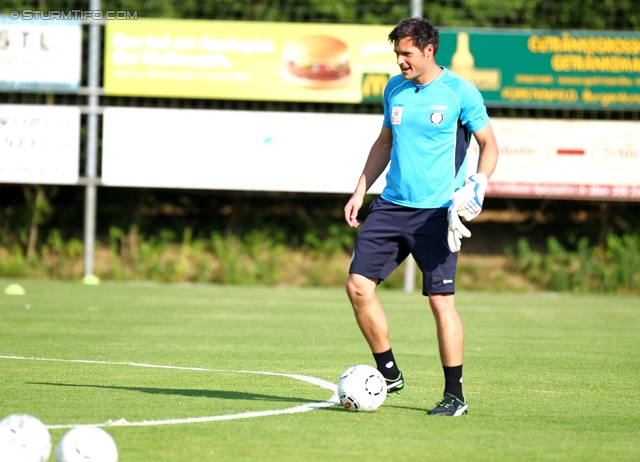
[280,35,351,88]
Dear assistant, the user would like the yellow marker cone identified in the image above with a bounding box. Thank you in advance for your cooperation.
[82,274,101,285]
[4,284,26,295]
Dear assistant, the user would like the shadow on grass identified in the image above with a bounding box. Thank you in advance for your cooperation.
[381,403,428,412]
[317,403,426,413]
[28,382,322,404]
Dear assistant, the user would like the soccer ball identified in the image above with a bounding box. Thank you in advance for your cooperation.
[55,425,118,462]
[337,364,387,412]
[0,413,52,462]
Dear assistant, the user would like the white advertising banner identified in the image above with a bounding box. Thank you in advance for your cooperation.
[0,16,82,92]
[102,107,386,194]
[468,118,640,200]
[0,105,81,184]
[102,107,640,200]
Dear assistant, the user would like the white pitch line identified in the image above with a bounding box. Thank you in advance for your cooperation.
[0,355,340,429]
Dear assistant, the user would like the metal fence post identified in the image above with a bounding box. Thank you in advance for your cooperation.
[83,0,101,278]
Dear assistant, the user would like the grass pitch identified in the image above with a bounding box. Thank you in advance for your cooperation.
[1,280,639,461]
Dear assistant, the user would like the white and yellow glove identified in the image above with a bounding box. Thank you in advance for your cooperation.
[451,173,487,222]
[447,198,471,253]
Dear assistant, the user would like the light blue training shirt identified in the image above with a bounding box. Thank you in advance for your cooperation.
[381,67,490,209]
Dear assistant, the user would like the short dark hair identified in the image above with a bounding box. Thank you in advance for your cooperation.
[388,17,440,55]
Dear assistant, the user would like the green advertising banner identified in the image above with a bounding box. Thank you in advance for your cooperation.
[104,19,640,108]
[439,29,640,109]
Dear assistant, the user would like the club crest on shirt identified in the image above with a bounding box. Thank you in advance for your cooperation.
[430,111,444,125]
[391,106,404,125]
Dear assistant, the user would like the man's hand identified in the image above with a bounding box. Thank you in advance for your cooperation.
[452,173,487,221]
[447,200,471,253]
[344,195,364,228]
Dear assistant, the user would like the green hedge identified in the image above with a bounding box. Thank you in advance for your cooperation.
[2,228,639,294]
[507,234,640,294]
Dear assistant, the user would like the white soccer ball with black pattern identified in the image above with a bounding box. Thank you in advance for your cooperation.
[55,425,118,462]
[0,413,52,462]
[337,364,387,412]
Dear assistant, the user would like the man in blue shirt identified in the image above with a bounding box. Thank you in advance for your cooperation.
[344,17,498,416]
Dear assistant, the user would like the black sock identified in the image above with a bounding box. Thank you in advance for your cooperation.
[373,349,400,380]
[443,365,463,399]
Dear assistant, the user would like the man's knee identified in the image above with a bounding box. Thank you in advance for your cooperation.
[346,274,377,302]
[428,293,456,315]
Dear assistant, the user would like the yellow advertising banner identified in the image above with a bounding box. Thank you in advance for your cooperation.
[104,19,398,103]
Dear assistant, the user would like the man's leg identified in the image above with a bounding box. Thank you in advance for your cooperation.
[427,293,468,416]
[346,273,389,353]
[346,273,403,392]
[428,293,463,367]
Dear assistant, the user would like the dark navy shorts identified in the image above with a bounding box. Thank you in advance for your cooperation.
[349,196,458,295]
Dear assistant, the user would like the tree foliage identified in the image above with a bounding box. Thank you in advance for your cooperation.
[1,0,639,29]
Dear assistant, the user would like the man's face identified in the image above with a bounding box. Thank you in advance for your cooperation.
[394,36,432,83]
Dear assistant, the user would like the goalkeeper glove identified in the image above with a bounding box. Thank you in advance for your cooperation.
[452,173,488,221]
[447,199,471,253]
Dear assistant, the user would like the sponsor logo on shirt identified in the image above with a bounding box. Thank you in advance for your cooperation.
[391,106,404,125]
[430,111,444,125]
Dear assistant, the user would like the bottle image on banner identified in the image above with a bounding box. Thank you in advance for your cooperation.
[451,32,475,71]
[449,32,501,91]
